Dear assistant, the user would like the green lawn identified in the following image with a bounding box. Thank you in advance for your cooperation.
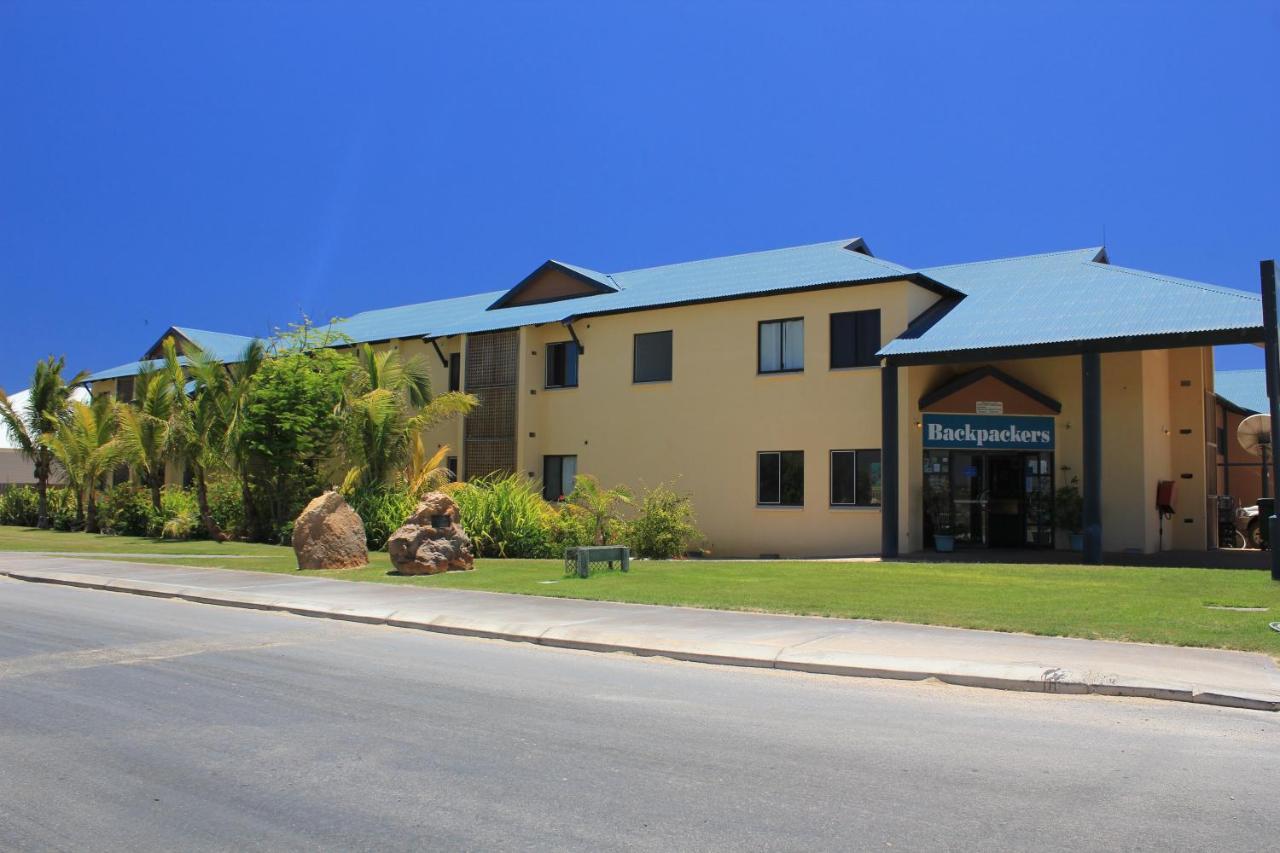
[3,525,1279,656]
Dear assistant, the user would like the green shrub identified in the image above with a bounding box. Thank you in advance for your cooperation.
[348,484,418,550]
[450,474,556,558]
[47,487,79,531]
[547,502,593,551]
[154,486,200,539]
[206,476,246,538]
[98,485,159,536]
[624,483,702,559]
[0,486,40,527]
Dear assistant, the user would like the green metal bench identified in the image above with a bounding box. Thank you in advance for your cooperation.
[564,545,631,578]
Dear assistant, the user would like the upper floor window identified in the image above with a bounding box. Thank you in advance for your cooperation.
[546,341,579,389]
[115,376,135,402]
[633,331,673,383]
[830,309,881,369]
[759,318,803,374]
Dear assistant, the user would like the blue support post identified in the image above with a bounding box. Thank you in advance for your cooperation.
[881,363,899,558]
[1259,259,1280,581]
[1082,351,1103,565]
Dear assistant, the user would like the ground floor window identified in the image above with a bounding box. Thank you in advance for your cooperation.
[758,451,803,506]
[924,450,1054,548]
[446,455,458,481]
[543,454,577,502]
[830,450,881,506]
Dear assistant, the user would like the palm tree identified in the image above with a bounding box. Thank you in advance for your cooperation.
[565,475,633,545]
[116,358,180,511]
[46,395,120,533]
[340,344,476,492]
[0,356,88,528]
[221,340,267,536]
[168,338,266,541]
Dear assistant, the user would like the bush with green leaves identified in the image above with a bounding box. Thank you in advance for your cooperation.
[547,501,593,551]
[0,485,40,527]
[347,483,418,550]
[240,346,353,542]
[449,474,555,558]
[153,486,200,539]
[46,487,79,531]
[98,484,160,536]
[624,482,703,559]
[206,476,246,538]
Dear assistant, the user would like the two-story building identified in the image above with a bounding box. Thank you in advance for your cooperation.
[85,238,1268,559]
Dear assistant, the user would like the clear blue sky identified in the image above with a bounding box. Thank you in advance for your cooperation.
[2,1,1277,392]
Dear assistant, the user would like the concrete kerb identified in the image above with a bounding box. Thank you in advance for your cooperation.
[2,563,1277,712]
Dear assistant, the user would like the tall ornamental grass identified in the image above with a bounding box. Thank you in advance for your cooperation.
[447,474,555,558]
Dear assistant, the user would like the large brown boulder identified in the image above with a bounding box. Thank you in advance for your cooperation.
[387,491,474,575]
[291,491,369,570]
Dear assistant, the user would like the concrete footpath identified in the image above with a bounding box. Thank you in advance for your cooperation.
[2,552,1279,711]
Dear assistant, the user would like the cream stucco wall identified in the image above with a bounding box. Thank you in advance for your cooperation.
[513,280,930,557]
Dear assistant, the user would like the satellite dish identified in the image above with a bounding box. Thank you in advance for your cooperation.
[1238,414,1273,457]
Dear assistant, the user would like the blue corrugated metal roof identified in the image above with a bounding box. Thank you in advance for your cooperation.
[878,248,1262,358]
[84,237,1265,379]
[171,327,260,362]
[87,356,177,382]
[331,237,907,342]
[1215,368,1268,414]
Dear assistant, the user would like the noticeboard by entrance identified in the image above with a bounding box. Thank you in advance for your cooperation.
[922,413,1055,451]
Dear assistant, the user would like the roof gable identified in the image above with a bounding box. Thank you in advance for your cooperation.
[919,366,1061,415]
[488,261,618,309]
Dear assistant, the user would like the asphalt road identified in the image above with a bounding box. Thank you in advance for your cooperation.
[1,577,1277,852]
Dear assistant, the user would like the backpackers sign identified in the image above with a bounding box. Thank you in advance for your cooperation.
[922,413,1055,451]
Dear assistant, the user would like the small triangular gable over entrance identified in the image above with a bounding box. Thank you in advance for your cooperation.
[488,260,618,310]
[919,366,1061,416]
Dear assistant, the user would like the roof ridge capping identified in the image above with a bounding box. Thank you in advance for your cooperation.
[922,246,1106,273]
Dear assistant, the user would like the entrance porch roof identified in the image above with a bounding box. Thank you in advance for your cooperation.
[879,248,1264,364]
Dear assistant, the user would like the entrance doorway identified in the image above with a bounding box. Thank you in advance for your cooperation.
[924,451,1054,548]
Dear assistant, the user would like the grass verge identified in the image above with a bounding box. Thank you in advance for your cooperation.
[2,526,1279,656]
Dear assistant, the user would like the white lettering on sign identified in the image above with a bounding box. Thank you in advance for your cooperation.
[925,422,1051,447]
[975,401,1003,415]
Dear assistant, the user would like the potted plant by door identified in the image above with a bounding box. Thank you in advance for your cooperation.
[1055,477,1084,551]
[926,489,955,553]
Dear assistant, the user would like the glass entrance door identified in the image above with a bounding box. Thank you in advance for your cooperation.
[923,450,1055,549]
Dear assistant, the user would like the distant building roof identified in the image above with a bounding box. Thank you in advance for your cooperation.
[0,387,91,450]
[1215,368,1269,414]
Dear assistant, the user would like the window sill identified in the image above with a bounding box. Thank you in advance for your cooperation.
[755,504,804,510]
[829,504,882,511]
[632,379,672,385]
[543,385,579,391]
[757,370,805,377]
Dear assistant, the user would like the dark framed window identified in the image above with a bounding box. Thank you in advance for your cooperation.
[830,309,881,368]
[830,449,882,506]
[448,354,461,392]
[446,455,459,481]
[543,455,578,501]
[757,450,804,506]
[545,341,580,388]
[758,318,804,374]
[633,331,673,383]
[116,376,135,402]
